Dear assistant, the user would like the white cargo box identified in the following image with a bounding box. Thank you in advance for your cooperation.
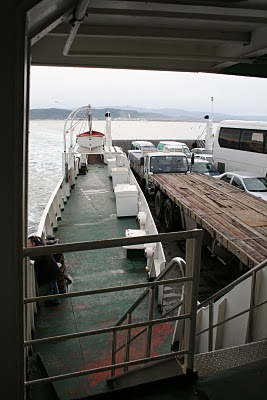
[107,158,117,177]
[112,167,129,189]
[114,184,138,217]
[104,147,117,164]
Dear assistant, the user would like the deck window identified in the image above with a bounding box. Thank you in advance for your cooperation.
[240,130,264,153]
[219,127,267,154]
[218,128,241,149]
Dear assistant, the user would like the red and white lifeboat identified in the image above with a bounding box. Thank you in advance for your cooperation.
[76,130,105,151]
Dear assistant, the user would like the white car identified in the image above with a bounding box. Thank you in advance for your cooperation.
[191,148,213,163]
[130,140,156,151]
[190,159,220,176]
[215,171,267,201]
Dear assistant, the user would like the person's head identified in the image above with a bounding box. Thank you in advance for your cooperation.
[28,235,43,247]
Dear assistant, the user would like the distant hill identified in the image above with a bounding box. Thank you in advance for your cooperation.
[30,107,173,121]
[30,108,72,120]
[99,105,267,122]
[30,107,267,122]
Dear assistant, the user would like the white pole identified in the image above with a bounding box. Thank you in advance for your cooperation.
[205,118,210,150]
[210,97,214,150]
[105,111,112,147]
[205,97,214,150]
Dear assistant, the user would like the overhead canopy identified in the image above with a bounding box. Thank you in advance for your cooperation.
[28,0,267,78]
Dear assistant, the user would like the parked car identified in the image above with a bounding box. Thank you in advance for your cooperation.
[190,159,220,176]
[215,171,267,201]
[191,148,213,163]
[163,144,183,152]
[157,140,191,159]
[130,141,156,151]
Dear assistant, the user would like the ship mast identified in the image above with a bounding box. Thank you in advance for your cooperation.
[88,104,92,134]
[205,97,214,151]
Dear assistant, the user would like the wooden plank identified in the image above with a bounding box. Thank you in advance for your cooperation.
[151,173,267,268]
[206,177,267,217]
[229,209,267,227]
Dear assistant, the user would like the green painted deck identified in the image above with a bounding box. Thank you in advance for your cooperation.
[30,163,173,399]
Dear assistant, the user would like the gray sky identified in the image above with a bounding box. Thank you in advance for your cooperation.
[30,66,267,116]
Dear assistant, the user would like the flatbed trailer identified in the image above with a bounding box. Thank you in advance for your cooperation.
[151,173,267,269]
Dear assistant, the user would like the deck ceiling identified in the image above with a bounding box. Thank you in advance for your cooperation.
[29,0,267,78]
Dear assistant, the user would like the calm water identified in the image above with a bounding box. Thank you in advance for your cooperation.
[28,119,218,233]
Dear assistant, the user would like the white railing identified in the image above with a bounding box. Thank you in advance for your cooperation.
[25,155,77,349]
[171,258,267,355]
[23,229,203,389]
[195,258,267,352]
[128,168,166,281]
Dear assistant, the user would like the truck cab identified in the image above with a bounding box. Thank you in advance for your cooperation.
[149,152,188,173]
[129,150,189,195]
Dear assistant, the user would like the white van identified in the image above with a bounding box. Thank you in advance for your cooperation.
[213,120,267,175]
[157,141,191,158]
[130,141,156,151]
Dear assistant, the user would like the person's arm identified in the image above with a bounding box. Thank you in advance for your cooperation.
[59,253,65,265]
[29,254,43,262]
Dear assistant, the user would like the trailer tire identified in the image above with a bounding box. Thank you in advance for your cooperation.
[141,179,146,194]
[163,199,174,232]
[155,190,165,219]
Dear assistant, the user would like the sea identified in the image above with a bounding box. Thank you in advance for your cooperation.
[28,119,219,234]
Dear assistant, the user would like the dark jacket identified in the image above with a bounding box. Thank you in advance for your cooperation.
[30,241,60,287]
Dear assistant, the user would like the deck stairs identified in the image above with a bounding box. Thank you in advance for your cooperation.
[105,258,267,393]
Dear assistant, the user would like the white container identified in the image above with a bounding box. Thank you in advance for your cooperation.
[104,147,116,164]
[112,167,129,189]
[107,158,117,177]
[116,153,125,167]
[114,184,138,217]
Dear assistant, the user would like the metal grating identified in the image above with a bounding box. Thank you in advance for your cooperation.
[195,339,267,376]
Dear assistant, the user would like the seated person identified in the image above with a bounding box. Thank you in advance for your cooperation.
[46,235,71,293]
[28,235,60,306]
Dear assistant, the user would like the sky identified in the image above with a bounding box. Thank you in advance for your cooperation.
[30,66,267,116]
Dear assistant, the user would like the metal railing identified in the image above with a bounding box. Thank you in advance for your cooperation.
[195,258,267,350]
[23,229,203,388]
[110,257,186,376]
